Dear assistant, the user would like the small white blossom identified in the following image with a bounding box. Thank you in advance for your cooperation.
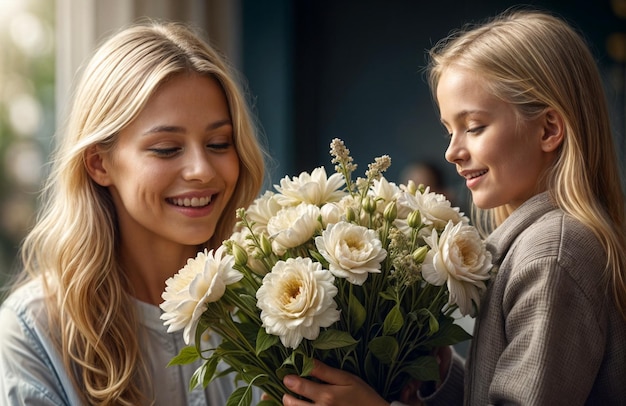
[256,257,340,348]
[422,221,493,317]
[315,221,387,285]
[267,203,321,255]
[369,177,401,214]
[229,230,269,276]
[396,189,468,236]
[160,247,243,345]
[274,167,346,206]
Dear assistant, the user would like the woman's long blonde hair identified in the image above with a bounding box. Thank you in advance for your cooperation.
[427,10,626,321]
[18,21,265,405]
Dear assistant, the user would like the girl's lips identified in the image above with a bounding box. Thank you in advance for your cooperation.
[460,169,488,189]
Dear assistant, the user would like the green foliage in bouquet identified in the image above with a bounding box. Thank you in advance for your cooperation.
[160,139,493,405]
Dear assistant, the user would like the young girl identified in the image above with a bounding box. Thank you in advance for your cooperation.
[0,21,265,405]
[281,9,626,406]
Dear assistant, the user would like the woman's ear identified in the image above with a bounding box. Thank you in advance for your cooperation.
[85,145,112,186]
[541,108,565,152]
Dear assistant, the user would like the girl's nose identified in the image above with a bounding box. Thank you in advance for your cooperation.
[445,135,467,164]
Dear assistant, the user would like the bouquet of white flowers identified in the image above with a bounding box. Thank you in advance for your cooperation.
[160,139,493,405]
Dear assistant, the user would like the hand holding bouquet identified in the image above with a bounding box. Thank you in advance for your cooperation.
[160,139,493,405]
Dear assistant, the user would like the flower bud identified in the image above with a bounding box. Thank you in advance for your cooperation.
[260,234,274,257]
[232,243,249,266]
[363,196,377,214]
[345,207,356,223]
[383,201,397,222]
[412,246,429,263]
[405,180,417,195]
[407,210,422,229]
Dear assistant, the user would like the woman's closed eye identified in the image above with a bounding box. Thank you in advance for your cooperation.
[207,142,233,151]
[148,147,180,157]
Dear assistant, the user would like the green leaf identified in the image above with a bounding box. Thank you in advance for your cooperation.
[167,346,200,366]
[401,355,440,382]
[368,336,399,364]
[225,385,253,406]
[423,322,472,347]
[188,358,218,391]
[348,292,366,332]
[382,305,404,335]
[308,249,328,267]
[416,308,439,334]
[311,329,358,350]
[256,328,279,355]
[202,356,219,387]
[378,287,397,302]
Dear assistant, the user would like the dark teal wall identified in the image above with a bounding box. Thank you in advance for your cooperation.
[242,1,625,194]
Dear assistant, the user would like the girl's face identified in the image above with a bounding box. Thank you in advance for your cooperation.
[437,66,554,211]
[93,73,240,252]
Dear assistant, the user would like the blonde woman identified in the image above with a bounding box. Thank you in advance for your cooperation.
[0,21,265,405]
[282,9,626,406]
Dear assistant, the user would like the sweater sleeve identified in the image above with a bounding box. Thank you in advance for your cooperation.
[489,255,606,405]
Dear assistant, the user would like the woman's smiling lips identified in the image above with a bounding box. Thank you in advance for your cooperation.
[166,192,218,217]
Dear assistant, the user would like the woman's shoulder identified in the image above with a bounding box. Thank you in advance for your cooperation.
[0,277,51,342]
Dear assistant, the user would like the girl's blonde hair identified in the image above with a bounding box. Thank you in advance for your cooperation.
[428,10,626,320]
[18,21,265,404]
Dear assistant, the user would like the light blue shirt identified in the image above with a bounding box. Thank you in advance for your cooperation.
[0,278,255,405]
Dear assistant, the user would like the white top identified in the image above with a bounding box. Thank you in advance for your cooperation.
[0,277,252,405]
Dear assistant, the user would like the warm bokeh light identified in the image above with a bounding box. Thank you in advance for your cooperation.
[0,0,55,283]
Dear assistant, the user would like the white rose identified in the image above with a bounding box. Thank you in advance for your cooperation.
[267,203,321,255]
[256,257,340,348]
[315,221,387,285]
[422,221,492,317]
[274,166,346,206]
[245,191,282,234]
[160,246,243,345]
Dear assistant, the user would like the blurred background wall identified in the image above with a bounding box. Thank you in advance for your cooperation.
[1,0,625,285]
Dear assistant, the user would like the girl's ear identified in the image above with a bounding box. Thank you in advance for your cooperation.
[541,108,565,152]
[85,145,113,186]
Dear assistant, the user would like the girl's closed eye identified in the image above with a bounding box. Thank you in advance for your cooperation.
[466,125,486,134]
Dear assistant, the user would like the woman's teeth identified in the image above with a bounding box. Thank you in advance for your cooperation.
[171,196,212,207]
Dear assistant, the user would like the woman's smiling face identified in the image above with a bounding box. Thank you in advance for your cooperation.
[93,73,240,251]
[437,66,552,211]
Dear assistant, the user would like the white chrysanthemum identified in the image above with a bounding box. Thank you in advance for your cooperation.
[422,221,493,317]
[160,246,243,345]
[267,203,321,255]
[246,191,282,234]
[256,257,340,348]
[369,177,401,214]
[315,221,387,285]
[274,166,346,206]
[396,189,468,235]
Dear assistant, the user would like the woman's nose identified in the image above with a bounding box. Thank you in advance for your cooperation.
[183,147,215,182]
